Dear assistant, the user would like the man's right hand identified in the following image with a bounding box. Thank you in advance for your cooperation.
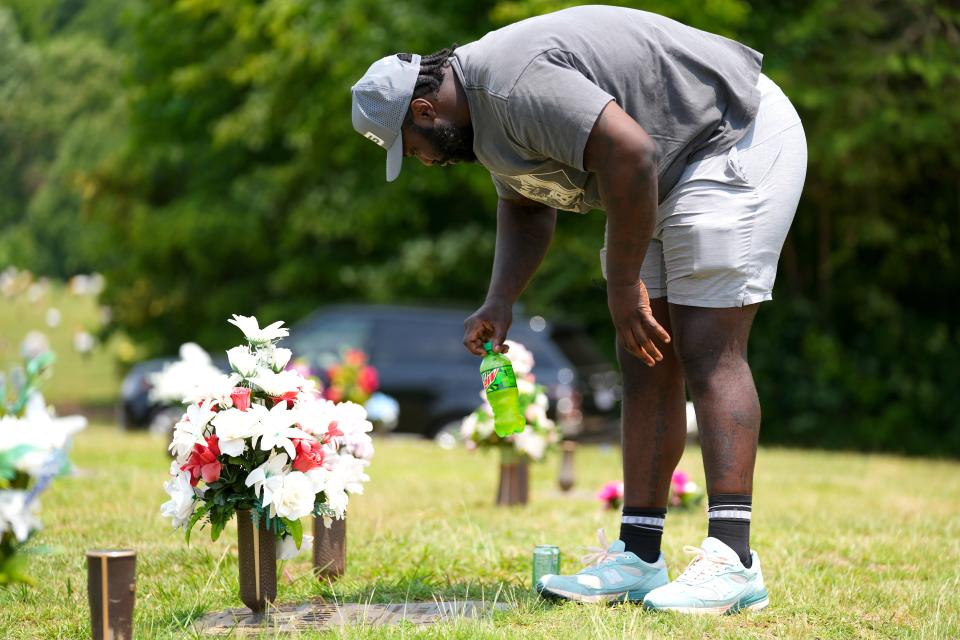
[463,299,513,356]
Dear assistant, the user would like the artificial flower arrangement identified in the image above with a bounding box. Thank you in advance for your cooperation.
[669,469,704,510]
[149,342,225,407]
[323,349,379,405]
[0,351,86,585]
[460,341,559,462]
[161,315,373,558]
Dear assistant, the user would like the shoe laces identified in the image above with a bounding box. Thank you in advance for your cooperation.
[675,544,733,584]
[579,529,619,567]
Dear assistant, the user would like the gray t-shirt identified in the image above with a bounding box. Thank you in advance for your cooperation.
[450,5,763,212]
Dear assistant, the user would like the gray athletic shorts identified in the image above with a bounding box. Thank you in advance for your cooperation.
[601,73,807,307]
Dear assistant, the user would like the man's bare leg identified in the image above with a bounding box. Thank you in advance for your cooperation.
[670,303,760,565]
[617,298,687,561]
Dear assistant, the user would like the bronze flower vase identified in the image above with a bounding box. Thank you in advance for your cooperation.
[236,510,277,613]
[312,516,347,579]
[496,447,529,506]
[86,549,136,640]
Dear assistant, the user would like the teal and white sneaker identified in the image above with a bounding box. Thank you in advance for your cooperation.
[536,538,668,604]
[642,537,769,614]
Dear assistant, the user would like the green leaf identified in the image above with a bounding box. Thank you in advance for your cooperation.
[183,502,211,545]
[210,518,225,542]
[25,352,55,377]
[284,518,303,549]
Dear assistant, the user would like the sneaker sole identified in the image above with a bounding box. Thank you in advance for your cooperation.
[645,590,769,615]
[536,583,654,604]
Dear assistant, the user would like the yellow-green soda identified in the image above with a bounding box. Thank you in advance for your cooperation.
[480,341,525,437]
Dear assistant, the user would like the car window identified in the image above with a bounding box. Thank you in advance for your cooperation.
[289,317,372,368]
[373,316,475,365]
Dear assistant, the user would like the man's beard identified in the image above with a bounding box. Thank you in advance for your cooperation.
[411,120,476,165]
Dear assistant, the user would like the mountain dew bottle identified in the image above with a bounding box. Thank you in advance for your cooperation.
[480,341,525,437]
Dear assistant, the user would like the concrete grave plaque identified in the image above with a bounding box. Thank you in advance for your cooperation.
[194,600,509,635]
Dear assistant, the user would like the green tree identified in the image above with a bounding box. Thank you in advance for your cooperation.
[89,0,502,356]
[0,3,127,276]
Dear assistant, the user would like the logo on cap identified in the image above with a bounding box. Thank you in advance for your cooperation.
[364,131,386,147]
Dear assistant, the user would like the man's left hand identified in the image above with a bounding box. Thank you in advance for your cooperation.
[607,279,671,366]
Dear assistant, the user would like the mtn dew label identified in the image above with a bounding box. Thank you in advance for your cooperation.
[479,341,526,437]
[481,365,517,393]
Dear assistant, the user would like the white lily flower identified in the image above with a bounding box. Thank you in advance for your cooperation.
[293,397,338,437]
[245,452,289,509]
[0,491,41,542]
[256,402,310,458]
[251,369,313,398]
[272,471,316,520]
[525,403,548,426]
[228,314,289,344]
[148,342,216,404]
[160,472,198,530]
[168,403,215,461]
[514,430,548,461]
[345,438,375,462]
[305,465,331,494]
[321,473,349,518]
[460,413,478,438]
[277,534,314,560]
[332,454,370,495]
[271,348,292,372]
[332,401,373,435]
[211,404,267,457]
[226,346,259,377]
[518,378,536,396]
[21,392,87,450]
[182,372,243,407]
[504,340,535,376]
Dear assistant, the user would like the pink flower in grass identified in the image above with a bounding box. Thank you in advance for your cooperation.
[596,481,624,510]
[671,470,690,496]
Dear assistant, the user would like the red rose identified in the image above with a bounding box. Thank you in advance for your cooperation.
[291,438,325,472]
[230,387,251,411]
[180,435,222,486]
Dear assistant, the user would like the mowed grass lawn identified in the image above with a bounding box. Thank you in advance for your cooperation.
[1,425,958,639]
[0,280,120,408]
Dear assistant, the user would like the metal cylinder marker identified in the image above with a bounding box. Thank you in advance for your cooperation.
[86,549,136,640]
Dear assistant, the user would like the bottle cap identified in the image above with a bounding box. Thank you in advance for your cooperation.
[483,341,493,353]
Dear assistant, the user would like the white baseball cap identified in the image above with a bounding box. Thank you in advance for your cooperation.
[351,53,421,182]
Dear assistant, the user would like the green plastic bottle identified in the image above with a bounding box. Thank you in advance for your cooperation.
[480,341,525,437]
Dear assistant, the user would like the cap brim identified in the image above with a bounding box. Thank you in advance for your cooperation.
[386,132,403,182]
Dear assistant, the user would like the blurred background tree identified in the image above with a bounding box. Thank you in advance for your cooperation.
[1,0,958,455]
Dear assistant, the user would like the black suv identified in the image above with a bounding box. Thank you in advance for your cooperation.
[285,304,620,437]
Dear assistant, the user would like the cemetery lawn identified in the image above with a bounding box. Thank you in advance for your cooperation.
[0,282,121,409]
[1,425,958,639]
